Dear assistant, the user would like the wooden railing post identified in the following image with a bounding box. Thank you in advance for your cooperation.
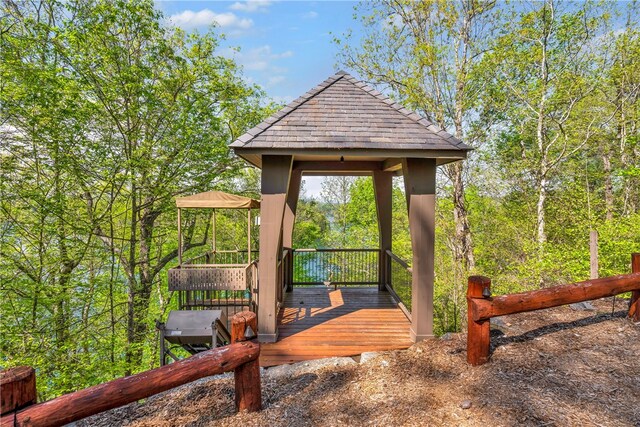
[631,253,640,322]
[467,276,491,366]
[1,366,36,417]
[0,343,260,427]
[230,312,262,412]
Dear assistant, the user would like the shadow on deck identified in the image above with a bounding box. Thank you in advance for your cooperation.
[259,286,413,367]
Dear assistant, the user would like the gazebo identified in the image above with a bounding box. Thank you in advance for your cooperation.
[231,71,471,345]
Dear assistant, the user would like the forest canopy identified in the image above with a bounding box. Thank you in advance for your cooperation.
[1,0,639,401]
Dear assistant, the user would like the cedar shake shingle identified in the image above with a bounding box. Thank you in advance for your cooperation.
[230,71,472,158]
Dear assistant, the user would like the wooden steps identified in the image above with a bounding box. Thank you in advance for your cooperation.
[259,287,413,367]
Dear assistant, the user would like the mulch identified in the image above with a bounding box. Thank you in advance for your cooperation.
[79,298,640,427]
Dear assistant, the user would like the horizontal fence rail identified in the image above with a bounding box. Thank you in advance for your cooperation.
[466,253,640,366]
[0,340,261,427]
[386,250,412,318]
[292,249,379,286]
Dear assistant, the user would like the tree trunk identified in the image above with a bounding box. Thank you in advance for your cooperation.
[447,161,474,270]
[536,175,548,249]
[602,151,614,221]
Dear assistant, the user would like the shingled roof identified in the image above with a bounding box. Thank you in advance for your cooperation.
[231,71,471,167]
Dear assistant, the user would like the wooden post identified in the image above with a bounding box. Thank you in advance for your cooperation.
[283,170,301,292]
[590,230,598,279]
[467,276,491,366]
[1,367,36,415]
[177,208,183,265]
[470,273,640,321]
[230,312,261,412]
[258,155,292,342]
[212,209,216,255]
[247,209,251,263]
[373,171,393,292]
[0,343,260,427]
[231,311,258,344]
[402,158,437,341]
[631,253,640,322]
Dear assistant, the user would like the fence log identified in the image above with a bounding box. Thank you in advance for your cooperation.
[631,254,640,322]
[0,342,259,427]
[230,312,262,412]
[467,276,491,366]
[231,311,258,344]
[0,367,36,415]
[470,272,640,322]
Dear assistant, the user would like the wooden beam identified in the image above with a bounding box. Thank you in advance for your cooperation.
[0,343,260,427]
[470,272,640,322]
[301,171,373,177]
[630,253,640,321]
[402,158,437,341]
[382,158,403,172]
[258,155,292,342]
[373,171,393,291]
[282,170,302,249]
[0,367,36,415]
[293,161,382,172]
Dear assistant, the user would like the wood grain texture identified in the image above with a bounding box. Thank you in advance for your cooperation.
[259,287,412,367]
[234,359,261,412]
[231,311,258,344]
[0,366,36,415]
[466,276,491,366]
[631,254,640,322]
[1,343,259,427]
[470,272,640,322]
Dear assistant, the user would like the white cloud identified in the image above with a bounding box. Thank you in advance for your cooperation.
[302,11,318,19]
[229,1,272,13]
[169,9,253,30]
[267,76,286,86]
[219,45,293,90]
[232,45,293,70]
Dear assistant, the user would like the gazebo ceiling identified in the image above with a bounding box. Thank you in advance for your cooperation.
[230,70,472,169]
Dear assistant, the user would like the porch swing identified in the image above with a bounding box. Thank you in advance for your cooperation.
[157,190,259,365]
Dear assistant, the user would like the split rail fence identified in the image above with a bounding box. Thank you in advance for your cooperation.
[467,253,640,366]
[0,313,261,427]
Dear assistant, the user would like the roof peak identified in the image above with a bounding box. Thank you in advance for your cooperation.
[230,70,471,164]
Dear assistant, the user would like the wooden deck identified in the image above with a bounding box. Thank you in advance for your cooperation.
[259,286,413,367]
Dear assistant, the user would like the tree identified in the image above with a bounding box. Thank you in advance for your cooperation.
[336,0,500,273]
[1,0,267,388]
[480,0,613,255]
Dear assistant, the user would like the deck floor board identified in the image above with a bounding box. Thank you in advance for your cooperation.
[259,287,412,367]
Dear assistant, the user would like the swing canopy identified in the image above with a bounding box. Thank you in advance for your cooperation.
[175,191,260,209]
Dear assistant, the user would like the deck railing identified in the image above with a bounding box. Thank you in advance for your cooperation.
[291,248,379,286]
[182,250,259,266]
[386,250,412,319]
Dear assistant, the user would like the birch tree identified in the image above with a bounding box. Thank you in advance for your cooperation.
[481,0,613,255]
[336,0,500,272]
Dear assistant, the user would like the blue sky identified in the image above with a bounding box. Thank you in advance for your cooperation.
[155,1,364,196]
[155,1,362,105]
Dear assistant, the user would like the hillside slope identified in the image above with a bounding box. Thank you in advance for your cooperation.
[80,298,639,427]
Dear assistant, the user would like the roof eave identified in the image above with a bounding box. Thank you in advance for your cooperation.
[232,147,470,170]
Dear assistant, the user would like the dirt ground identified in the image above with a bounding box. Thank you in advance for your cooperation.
[80,298,640,427]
